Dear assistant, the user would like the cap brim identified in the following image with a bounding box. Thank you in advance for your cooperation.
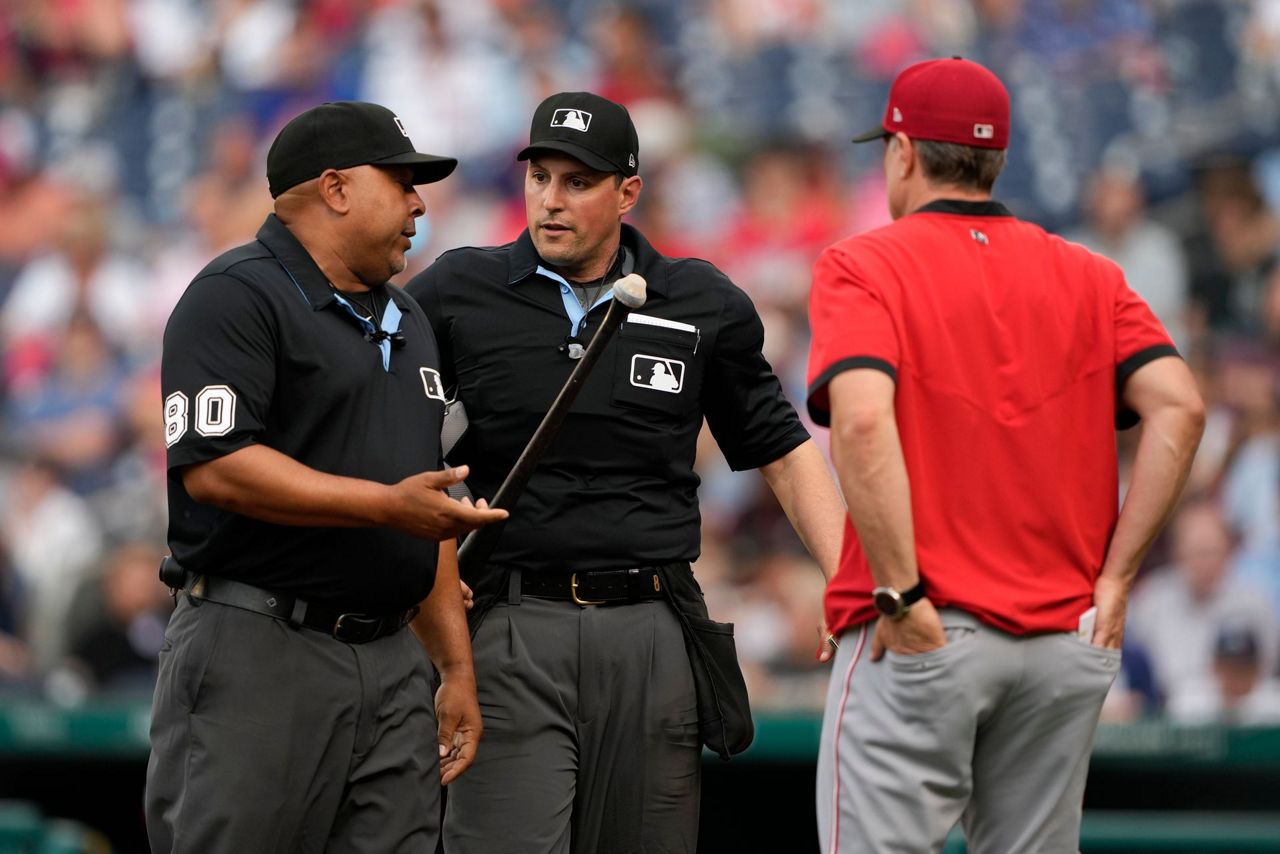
[851,126,891,144]
[372,151,458,185]
[517,141,621,174]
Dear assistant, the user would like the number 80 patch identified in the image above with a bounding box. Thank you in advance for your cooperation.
[165,385,238,447]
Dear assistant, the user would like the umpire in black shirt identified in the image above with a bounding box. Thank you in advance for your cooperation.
[147,102,506,853]
[407,91,845,854]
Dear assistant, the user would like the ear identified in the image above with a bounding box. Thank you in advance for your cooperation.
[894,133,916,181]
[618,175,643,217]
[316,169,352,214]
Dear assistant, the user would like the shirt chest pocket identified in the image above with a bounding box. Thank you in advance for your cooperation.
[610,319,702,419]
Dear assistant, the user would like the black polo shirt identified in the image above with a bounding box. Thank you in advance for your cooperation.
[406,223,808,572]
[162,215,446,614]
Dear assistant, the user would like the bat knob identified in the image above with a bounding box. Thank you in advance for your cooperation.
[611,273,647,309]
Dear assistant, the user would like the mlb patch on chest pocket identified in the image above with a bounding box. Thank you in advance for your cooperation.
[630,354,684,394]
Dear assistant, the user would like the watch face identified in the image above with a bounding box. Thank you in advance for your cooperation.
[873,589,902,618]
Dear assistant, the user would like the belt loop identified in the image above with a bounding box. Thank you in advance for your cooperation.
[289,598,306,629]
[507,568,522,606]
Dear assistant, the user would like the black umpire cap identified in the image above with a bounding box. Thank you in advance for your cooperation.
[518,92,639,178]
[266,101,458,198]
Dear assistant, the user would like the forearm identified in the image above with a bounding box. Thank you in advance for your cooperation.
[411,539,476,682]
[760,439,846,581]
[181,444,394,527]
[830,408,918,589]
[1099,407,1204,590]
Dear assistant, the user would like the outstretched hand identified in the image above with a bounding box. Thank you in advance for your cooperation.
[388,465,507,541]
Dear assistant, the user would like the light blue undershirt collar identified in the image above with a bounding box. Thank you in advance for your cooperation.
[331,291,402,371]
[536,265,613,338]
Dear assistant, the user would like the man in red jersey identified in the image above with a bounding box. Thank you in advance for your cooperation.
[807,58,1205,853]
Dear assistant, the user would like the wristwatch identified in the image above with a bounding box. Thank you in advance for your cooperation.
[872,579,926,621]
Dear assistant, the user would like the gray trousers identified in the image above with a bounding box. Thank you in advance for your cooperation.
[145,595,440,853]
[445,595,701,854]
[816,609,1120,854]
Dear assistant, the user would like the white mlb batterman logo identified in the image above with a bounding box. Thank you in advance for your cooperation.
[892,107,903,123]
[420,367,446,401]
[393,116,409,137]
[973,123,994,139]
[550,109,592,132]
[630,354,684,394]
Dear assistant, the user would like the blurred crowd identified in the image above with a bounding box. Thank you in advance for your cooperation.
[2,0,1280,724]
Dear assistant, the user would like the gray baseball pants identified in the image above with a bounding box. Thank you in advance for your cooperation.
[816,608,1120,854]
[145,594,441,853]
[444,594,701,854]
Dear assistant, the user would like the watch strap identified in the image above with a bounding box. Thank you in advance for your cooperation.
[899,578,926,607]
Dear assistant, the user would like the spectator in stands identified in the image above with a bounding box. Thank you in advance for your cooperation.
[63,541,168,694]
[1168,623,1280,725]
[0,200,150,366]
[1127,500,1280,709]
[0,457,103,672]
[1066,167,1191,349]
[1185,158,1280,334]
[1218,346,1280,551]
[716,142,844,317]
[4,312,128,497]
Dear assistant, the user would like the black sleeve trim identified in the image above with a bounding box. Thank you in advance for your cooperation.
[806,356,897,426]
[1115,344,1181,430]
[1117,344,1180,387]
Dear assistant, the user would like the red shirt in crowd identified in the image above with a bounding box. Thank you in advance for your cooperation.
[807,199,1176,637]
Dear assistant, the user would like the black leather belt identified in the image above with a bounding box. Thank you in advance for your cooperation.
[521,568,664,605]
[178,570,418,644]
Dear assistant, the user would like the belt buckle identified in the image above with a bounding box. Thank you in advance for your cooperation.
[570,573,605,606]
[333,613,380,643]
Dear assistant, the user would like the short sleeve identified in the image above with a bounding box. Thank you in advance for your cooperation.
[805,244,899,426]
[161,274,277,469]
[703,280,809,471]
[1114,278,1178,429]
[405,262,455,393]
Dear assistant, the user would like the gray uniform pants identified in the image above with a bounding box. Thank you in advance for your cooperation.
[816,608,1120,854]
[145,595,441,853]
[444,595,701,854]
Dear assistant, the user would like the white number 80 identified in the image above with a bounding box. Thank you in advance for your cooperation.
[164,385,238,446]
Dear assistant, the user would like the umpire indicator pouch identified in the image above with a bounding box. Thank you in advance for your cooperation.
[656,563,754,760]
[159,555,186,590]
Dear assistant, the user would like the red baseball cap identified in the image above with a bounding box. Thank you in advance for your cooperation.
[852,57,1010,150]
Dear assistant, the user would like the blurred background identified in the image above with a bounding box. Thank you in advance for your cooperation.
[2,0,1280,850]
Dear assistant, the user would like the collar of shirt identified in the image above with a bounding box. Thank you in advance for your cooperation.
[254,213,407,371]
[504,223,671,299]
[912,198,1014,217]
[255,214,416,316]
[534,264,613,337]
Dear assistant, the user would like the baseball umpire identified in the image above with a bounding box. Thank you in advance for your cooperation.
[145,102,506,853]
[406,91,845,853]
[806,58,1206,852]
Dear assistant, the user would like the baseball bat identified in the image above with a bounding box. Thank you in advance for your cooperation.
[457,273,648,574]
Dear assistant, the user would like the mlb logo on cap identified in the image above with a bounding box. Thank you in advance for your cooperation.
[519,91,640,177]
[551,109,592,132]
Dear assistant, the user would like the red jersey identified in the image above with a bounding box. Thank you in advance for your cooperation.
[806,199,1175,636]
